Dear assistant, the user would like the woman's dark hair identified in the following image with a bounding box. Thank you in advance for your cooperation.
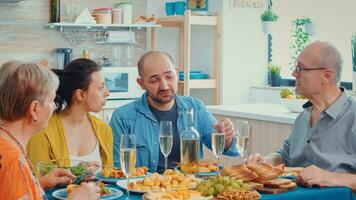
[53,58,101,112]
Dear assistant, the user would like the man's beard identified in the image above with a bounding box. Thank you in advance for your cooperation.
[148,89,175,104]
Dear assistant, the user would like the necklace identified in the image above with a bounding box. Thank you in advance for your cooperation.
[0,126,35,172]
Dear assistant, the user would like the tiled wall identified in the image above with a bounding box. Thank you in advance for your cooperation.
[0,0,148,68]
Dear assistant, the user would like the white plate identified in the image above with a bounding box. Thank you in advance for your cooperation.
[52,187,123,200]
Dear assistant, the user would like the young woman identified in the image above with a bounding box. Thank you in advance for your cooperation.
[0,61,99,200]
[27,58,113,171]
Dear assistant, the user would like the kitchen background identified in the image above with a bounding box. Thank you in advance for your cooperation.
[0,0,266,106]
[0,0,148,68]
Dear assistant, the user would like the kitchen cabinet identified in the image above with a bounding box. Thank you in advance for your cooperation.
[151,10,221,104]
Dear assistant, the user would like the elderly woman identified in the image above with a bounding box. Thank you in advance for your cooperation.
[0,61,99,199]
[27,58,113,170]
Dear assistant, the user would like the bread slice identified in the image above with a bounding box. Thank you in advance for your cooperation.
[247,163,283,181]
[221,164,259,182]
[245,181,264,190]
[277,181,297,189]
[260,178,292,187]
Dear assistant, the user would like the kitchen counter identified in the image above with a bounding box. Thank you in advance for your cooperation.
[207,103,300,124]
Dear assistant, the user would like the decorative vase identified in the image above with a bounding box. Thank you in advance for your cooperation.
[261,21,276,34]
[270,74,281,87]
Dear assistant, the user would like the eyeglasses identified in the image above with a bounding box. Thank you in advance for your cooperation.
[293,64,326,75]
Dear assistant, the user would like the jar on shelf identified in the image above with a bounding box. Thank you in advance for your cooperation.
[112,8,123,24]
[93,8,112,24]
[115,2,132,24]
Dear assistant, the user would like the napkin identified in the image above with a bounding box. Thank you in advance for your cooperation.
[75,8,96,24]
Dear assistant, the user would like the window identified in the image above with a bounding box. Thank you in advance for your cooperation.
[271,0,356,82]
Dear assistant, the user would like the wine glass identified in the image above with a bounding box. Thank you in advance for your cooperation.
[159,121,173,170]
[211,122,225,174]
[120,134,136,200]
[235,120,251,158]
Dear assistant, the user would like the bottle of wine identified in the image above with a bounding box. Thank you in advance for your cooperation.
[180,108,200,174]
[50,0,60,23]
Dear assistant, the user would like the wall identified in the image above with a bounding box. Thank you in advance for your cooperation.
[220,1,266,105]
[0,0,147,68]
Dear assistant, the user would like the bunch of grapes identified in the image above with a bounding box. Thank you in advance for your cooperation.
[196,176,249,196]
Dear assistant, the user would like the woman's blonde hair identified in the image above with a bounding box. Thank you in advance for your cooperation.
[0,61,59,121]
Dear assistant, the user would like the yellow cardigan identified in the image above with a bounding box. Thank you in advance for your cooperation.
[27,113,113,171]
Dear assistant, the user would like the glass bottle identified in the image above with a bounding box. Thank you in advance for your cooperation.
[50,0,60,23]
[180,108,200,174]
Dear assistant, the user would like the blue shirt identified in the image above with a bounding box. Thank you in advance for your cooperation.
[276,88,356,173]
[109,93,238,172]
[149,103,181,171]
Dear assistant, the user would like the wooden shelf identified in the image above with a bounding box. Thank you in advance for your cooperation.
[178,79,217,89]
[151,10,220,104]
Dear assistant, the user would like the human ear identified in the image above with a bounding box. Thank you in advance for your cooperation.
[28,100,40,122]
[75,89,86,101]
[137,77,146,90]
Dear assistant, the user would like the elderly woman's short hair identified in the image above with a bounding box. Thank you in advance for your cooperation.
[0,61,59,121]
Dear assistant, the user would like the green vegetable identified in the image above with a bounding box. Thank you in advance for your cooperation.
[100,187,112,196]
[70,164,86,176]
[38,162,56,176]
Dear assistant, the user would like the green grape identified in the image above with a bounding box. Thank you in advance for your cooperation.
[215,184,224,193]
[208,187,215,196]
[205,181,211,188]
[230,182,238,188]
[226,186,234,192]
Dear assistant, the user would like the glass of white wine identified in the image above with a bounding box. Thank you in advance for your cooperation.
[120,134,136,200]
[159,121,173,170]
[235,120,251,158]
[212,122,225,174]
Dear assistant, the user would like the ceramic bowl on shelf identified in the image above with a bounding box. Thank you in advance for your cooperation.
[281,98,308,113]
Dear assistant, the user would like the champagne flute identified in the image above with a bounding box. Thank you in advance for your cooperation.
[159,121,173,170]
[120,134,136,200]
[235,120,251,158]
[212,122,225,174]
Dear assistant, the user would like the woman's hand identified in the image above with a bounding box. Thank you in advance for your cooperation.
[39,168,75,190]
[67,182,100,200]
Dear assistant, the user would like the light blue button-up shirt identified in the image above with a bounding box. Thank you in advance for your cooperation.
[109,93,238,172]
[276,88,356,173]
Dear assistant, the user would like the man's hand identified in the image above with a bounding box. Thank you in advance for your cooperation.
[297,165,342,188]
[39,168,75,190]
[216,118,235,150]
[244,153,266,164]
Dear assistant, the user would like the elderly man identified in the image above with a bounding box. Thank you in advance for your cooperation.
[246,41,356,191]
[110,51,238,172]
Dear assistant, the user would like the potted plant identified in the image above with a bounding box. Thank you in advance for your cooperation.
[268,63,281,87]
[260,9,278,34]
[289,17,311,68]
[294,17,314,35]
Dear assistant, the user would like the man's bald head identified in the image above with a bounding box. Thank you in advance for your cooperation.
[137,51,175,77]
[301,41,343,83]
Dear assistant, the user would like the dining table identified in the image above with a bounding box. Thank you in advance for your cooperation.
[46,183,355,200]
